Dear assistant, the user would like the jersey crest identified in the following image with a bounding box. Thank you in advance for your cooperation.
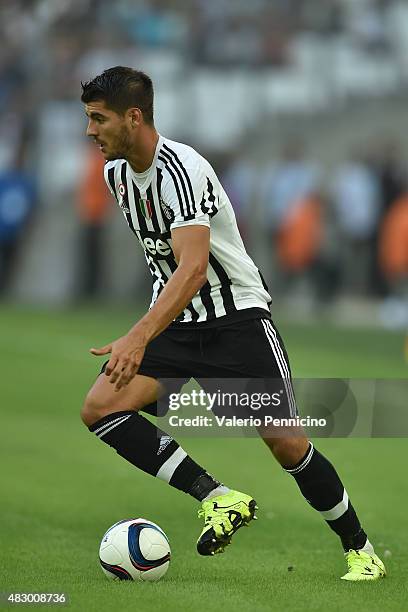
[138,198,152,220]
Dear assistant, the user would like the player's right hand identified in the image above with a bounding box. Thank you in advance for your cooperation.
[90,332,147,392]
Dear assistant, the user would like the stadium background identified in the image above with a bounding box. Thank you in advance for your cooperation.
[0,1,407,611]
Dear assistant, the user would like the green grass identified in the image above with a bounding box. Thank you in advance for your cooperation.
[0,305,407,611]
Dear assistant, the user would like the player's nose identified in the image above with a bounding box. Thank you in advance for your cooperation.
[86,120,97,138]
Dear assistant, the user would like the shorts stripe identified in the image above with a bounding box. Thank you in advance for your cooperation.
[264,320,297,416]
[261,319,298,417]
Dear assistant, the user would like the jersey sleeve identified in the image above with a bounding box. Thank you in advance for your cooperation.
[103,162,118,202]
[161,161,210,230]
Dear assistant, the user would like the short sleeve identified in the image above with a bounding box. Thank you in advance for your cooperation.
[161,162,210,230]
[104,162,118,202]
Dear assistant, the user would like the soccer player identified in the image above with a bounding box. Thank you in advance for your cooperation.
[80,67,385,581]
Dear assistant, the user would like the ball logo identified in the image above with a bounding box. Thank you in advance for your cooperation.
[118,184,126,196]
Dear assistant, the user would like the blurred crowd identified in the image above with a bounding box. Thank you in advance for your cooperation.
[1,0,406,84]
[222,140,408,314]
[0,0,408,325]
[2,0,408,123]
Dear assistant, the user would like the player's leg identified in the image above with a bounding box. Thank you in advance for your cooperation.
[263,435,385,580]
[81,369,229,502]
[82,324,240,508]
[255,318,385,580]
[80,369,159,426]
[260,432,369,550]
[199,317,385,577]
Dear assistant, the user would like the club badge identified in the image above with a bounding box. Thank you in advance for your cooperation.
[139,198,152,220]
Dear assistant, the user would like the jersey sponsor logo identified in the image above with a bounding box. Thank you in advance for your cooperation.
[139,197,152,219]
[138,234,173,257]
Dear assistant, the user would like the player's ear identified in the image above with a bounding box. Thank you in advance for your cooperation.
[127,108,143,128]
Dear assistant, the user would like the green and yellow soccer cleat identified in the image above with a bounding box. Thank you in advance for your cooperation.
[197,490,257,556]
[341,550,386,581]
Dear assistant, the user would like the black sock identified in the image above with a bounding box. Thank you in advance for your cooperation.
[89,410,220,501]
[284,443,368,552]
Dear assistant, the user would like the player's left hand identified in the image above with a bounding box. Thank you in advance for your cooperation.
[90,331,147,392]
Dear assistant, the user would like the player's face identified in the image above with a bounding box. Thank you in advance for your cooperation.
[85,100,132,161]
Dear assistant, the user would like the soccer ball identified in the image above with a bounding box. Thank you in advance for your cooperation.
[99,518,171,582]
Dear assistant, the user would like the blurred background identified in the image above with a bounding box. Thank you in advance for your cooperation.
[1,0,408,329]
[1,4,407,603]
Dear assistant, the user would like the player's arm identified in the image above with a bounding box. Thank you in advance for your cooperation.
[137,224,210,340]
[90,224,210,390]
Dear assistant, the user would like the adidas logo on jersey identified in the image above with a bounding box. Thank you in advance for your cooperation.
[160,198,174,221]
[157,435,172,455]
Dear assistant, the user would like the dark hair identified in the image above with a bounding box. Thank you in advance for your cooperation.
[81,66,154,124]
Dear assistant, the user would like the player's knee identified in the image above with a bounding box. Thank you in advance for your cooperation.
[80,387,122,427]
[80,385,148,427]
[80,390,103,427]
[266,436,309,468]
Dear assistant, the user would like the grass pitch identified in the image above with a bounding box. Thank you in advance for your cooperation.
[0,304,407,611]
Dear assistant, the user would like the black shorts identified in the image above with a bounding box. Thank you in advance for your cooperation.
[100,313,298,419]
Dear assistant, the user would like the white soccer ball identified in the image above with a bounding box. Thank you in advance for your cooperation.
[99,518,171,582]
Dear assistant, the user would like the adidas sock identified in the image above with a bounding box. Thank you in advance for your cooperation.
[89,410,220,501]
[284,443,368,552]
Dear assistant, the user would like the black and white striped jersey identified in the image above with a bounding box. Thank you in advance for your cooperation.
[104,135,271,324]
